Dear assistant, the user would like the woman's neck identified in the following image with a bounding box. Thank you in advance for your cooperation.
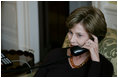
[67,48,90,68]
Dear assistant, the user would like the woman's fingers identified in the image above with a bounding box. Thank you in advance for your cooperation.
[82,37,100,62]
[92,34,98,43]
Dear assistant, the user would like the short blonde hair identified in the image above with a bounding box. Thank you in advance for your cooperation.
[66,6,107,43]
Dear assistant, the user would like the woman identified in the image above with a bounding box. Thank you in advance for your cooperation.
[34,6,113,77]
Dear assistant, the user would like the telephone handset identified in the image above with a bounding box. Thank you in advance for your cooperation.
[70,46,89,56]
[70,35,94,56]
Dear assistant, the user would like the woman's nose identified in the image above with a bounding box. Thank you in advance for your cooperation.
[70,35,76,43]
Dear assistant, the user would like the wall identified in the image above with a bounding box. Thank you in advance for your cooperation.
[1,1,18,50]
[1,1,40,63]
[69,1,92,13]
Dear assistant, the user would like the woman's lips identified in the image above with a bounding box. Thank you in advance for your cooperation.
[70,45,73,47]
[70,44,81,47]
[70,45,77,47]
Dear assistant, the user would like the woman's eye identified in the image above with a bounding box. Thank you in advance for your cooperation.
[69,31,73,34]
[77,34,82,37]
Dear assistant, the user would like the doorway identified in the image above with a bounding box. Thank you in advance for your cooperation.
[38,1,69,61]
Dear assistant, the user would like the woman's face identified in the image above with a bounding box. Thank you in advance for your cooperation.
[68,23,90,47]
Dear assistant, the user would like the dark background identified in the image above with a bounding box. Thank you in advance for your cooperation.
[38,1,92,61]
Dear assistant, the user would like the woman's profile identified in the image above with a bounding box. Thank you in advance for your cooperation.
[34,6,113,77]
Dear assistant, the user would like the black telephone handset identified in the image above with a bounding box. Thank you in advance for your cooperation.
[70,46,89,56]
[70,35,94,56]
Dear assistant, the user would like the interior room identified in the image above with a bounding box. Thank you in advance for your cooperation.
[1,1,117,77]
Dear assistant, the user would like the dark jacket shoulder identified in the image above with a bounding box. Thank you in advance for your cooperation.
[99,54,113,67]
[99,54,114,76]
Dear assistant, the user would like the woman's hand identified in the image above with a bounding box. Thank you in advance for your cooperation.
[83,35,100,62]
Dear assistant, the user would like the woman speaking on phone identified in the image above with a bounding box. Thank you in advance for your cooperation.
[34,6,113,77]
